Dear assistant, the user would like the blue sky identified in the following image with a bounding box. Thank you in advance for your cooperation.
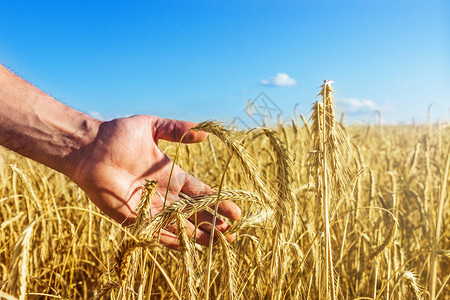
[0,1,448,125]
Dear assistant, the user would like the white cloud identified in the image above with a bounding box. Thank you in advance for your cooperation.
[336,98,378,114]
[89,111,134,121]
[261,73,296,87]
[88,111,108,121]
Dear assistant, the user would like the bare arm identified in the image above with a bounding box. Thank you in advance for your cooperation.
[0,64,100,175]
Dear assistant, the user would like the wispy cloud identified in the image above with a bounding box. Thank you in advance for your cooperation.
[261,73,296,87]
[88,111,132,121]
[88,111,108,121]
[336,98,378,114]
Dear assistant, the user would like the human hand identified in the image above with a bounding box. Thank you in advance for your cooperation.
[68,115,241,248]
[0,64,240,248]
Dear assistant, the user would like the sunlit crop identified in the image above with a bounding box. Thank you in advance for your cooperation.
[1,82,448,299]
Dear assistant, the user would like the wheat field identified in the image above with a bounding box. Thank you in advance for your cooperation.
[0,82,449,299]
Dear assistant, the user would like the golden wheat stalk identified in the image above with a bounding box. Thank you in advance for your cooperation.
[7,220,36,300]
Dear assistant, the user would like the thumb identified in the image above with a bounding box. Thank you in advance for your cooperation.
[153,117,208,143]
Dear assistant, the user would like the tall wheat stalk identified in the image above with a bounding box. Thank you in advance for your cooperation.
[429,145,450,299]
[309,80,353,299]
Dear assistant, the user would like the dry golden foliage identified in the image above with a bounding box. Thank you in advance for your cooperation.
[0,82,449,299]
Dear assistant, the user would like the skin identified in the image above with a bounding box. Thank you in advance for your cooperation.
[0,63,241,249]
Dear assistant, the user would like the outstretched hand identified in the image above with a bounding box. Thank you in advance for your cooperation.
[0,64,239,248]
[68,115,241,248]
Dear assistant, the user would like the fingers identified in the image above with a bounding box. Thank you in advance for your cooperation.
[143,117,242,249]
[188,210,237,243]
[153,117,208,143]
[158,229,180,250]
[157,222,214,249]
[184,220,213,246]
[181,173,242,221]
[216,201,242,221]
[162,217,235,249]
[181,173,239,244]
[143,178,238,248]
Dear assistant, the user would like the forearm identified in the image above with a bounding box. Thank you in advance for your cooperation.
[0,64,100,175]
